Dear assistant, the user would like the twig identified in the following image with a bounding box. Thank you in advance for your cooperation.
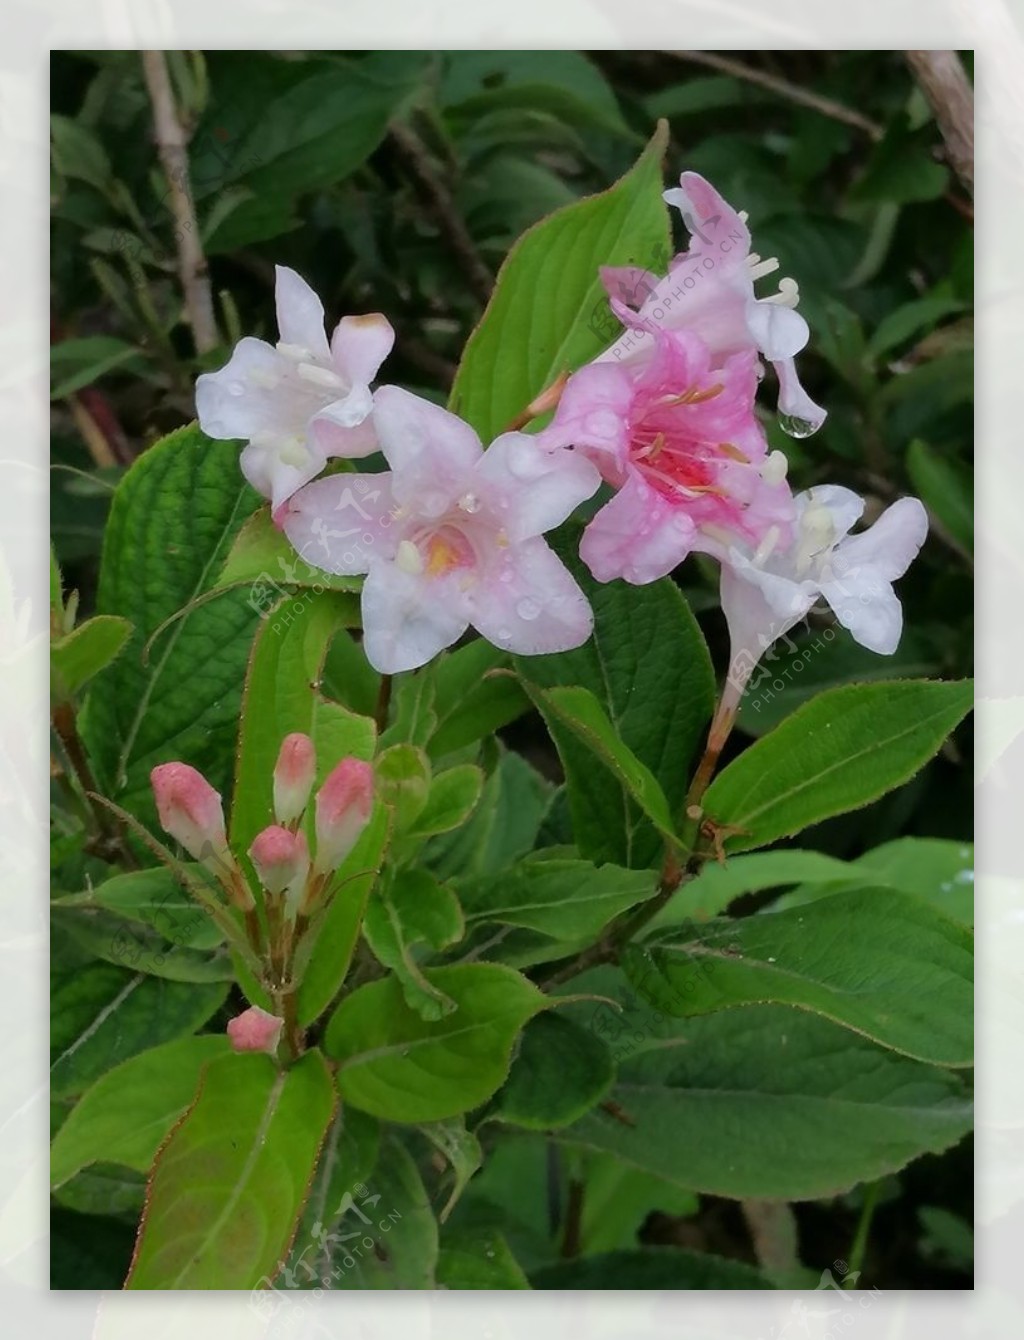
[389,120,493,306]
[140,50,219,354]
[670,50,883,141]
[905,51,974,196]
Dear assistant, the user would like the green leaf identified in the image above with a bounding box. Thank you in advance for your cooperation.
[281,1106,380,1285]
[559,988,972,1200]
[51,964,227,1098]
[531,1248,775,1289]
[363,869,465,1020]
[197,54,428,251]
[489,1012,614,1130]
[449,121,670,441]
[420,1118,484,1222]
[425,749,552,878]
[302,1132,438,1289]
[704,679,973,853]
[517,570,714,867]
[437,1228,530,1289]
[50,114,112,190]
[406,765,483,839]
[126,1050,336,1289]
[523,685,678,849]
[50,1208,135,1291]
[429,641,529,757]
[55,865,223,950]
[78,425,263,824]
[215,505,364,600]
[578,1155,698,1254]
[852,114,950,203]
[374,743,431,831]
[50,336,145,399]
[628,887,973,1065]
[51,904,232,984]
[51,614,133,701]
[456,857,654,941]
[735,626,938,737]
[325,963,546,1122]
[907,438,973,554]
[50,1036,230,1188]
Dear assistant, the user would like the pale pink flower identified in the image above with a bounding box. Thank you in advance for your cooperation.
[195,266,394,511]
[540,328,794,586]
[272,732,316,825]
[280,386,601,672]
[150,761,235,874]
[314,757,375,873]
[598,172,826,437]
[227,1005,283,1056]
[248,824,310,903]
[715,485,929,693]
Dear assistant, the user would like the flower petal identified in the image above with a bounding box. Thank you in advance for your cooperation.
[361,561,469,673]
[832,497,929,582]
[744,298,809,361]
[371,386,481,517]
[469,536,593,656]
[280,473,398,576]
[239,439,325,513]
[819,575,903,655]
[476,433,601,542]
[580,471,699,586]
[308,387,377,458]
[274,266,330,361]
[772,356,828,435]
[663,171,752,278]
[800,485,865,542]
[195,337,299,441]
[537,362,633,480]
[330,314,395,385]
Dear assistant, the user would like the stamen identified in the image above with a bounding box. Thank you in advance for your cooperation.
[718,442,751,464]
[747,256,781,282]
[753,525,781,566]
[297,362,345,390]
[276,342,314,362]
[278,435,310,468]
[760,449,788,484]
[762,276,800,308]
[395,540,424,575]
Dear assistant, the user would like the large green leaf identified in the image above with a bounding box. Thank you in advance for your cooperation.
[363,868,465,1020]
[425,749,552,878]
[488,1012,614,1130]
[54,865,223,950]
[628,887,973,1065]
[456,856,654,941]
[558,982,971,1201]
[214,505,364,601]
[703,679,973,853]
[79,425,262,827]
[51,1036,230,1188]
[449,121,670,441]
[126,1050,336,1289]
[325,963,546,1122]
[196,53,428,251]
[517,571,714,867]
[51,614,132,702]
[51,903,232,984]
[51,962,227,1098]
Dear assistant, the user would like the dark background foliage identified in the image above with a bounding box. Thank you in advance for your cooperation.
[50,49,973,1288]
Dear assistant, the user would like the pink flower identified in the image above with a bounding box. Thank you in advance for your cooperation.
[715,485,929,692]
[540,328,794,586]
[272,732,316,825]
[227,1006,283,1056]
[248,825,310,904]
[195,266,394,511]
[280,386,601,672]
[598,172,826,437]
[150,762,234,873]
[314,757,375,873]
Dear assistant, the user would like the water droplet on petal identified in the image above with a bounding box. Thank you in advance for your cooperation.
[778,412,818,440]
[495,627,512,645]
[458,492,481,514]
[516,597,540,621]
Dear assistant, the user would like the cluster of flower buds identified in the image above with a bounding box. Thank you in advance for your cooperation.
[197,172,929,684]
[151,739,375,1057]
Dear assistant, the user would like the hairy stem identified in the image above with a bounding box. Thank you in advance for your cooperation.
[905,50,974,195]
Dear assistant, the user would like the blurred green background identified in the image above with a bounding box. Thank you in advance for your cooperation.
[50,49,973,1288]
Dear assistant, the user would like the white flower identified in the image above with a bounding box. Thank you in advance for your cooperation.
[716,484,929,689]
[195,266,394,511]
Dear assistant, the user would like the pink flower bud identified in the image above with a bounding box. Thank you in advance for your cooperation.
[226,1006,283,1056]
[151,762,233,871]
[249,824,310,899]
[273,732,316,824]
[314,757,374,873]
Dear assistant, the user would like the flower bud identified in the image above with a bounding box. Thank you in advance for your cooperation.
[249,824,310,901]
[314,757,374,873]
[273,732,316,824]
[226,1006,283,1056]
[151,762,233,872]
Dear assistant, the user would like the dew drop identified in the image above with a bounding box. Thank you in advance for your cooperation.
[458,492,481,514]
[778,412,818,440]
[516,597,540,621]
[495,627,512,645]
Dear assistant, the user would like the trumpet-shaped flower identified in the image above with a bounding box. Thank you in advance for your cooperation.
[195,266,394,511]
[281,386,601,673]
[714,485,929,691]
[539,328,794,586]
[597,172,826,437]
